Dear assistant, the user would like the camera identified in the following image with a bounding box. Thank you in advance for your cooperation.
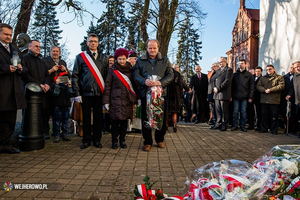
[58,65,62,69]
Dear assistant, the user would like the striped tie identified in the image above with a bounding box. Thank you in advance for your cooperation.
[5,44,10,52]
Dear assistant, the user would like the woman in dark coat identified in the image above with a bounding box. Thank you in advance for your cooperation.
[103,48,138,149]
[167,65,189,132]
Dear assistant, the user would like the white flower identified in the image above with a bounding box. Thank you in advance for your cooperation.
[281,159,298,176]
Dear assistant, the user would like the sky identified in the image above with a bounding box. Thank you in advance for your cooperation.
[57,0,260,73]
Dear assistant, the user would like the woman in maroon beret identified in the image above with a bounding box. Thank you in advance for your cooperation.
[103,48,138,149]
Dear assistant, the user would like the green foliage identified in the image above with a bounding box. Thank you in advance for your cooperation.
[125,0,144,53]
[96,0,127,55]
[176,18,202,81]
[30,0,62,57]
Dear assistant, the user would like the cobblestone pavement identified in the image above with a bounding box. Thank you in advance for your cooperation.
[0,123,299,200]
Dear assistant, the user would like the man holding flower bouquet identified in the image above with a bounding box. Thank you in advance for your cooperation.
[133,39,174,151]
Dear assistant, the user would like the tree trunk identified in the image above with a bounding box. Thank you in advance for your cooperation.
[140,0,149,44]
[156,0,178,56]
[12,0,35,45]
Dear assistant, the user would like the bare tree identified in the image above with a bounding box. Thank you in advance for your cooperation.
[139,0,206,56]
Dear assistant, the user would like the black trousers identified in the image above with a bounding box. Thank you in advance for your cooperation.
[0,110,17,150]
[141,97,167,146]
[261,104,279,134]
[41,107,51,135]
[82,96,103,144]
[254,102,262,129]
[214,99,230,128]
[111,120,127,143]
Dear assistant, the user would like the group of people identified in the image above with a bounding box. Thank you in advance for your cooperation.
[206,57,300,137]
[1,21,300,155]
[0,22,174,154]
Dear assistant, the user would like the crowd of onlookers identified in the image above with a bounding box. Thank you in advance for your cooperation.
[1,21,300,155]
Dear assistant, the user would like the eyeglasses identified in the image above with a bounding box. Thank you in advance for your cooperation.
[88,40,99,43]
[266,68,273,71]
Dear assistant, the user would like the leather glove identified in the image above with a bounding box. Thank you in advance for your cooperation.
[137,99,141,107]
[104,104,109,111]
[75,96,82,103]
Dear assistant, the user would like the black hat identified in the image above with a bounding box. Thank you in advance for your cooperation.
[128,50,137,57]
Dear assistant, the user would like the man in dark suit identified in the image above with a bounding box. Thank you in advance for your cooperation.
[281,64,296,134]
[252,66,263,131]
[190,65,209,123]
[0,23,27,154]
[23,40,51,140]
[211,57,233,131]
[43,46,68,83]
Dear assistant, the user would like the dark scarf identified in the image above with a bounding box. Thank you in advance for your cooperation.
[114,61,132,73]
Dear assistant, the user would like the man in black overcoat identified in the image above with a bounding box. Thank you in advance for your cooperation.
[190,65,209,123]
[0,23,26,154]
[23,40,51,140]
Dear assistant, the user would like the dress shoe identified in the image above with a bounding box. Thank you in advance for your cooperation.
[62,136,71,141]
[143,145,151,151]
[157,142,165,148]
[208,121,215,125]
[255,127,260,131]
[101,131,106,135]
[111,142,118,149]
[93,142,102,148]
[53,136,60,143]
[44,134,50,140]
[220,127,227,132]
[80,142,90,149]
[271,132,277,135]
[0,148,20,154]
[210,125,221,130]
[241,127,247,132]
[120,142,127,149]
[231,126,238,131]
[173,127,177,133]
[248,126,254,130]
[194,120,200,124]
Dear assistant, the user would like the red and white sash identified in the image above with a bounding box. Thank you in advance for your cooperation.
[113,69,137,97]
[80,51,105,93]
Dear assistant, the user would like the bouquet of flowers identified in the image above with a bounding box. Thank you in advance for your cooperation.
[183,145,300,200]
[134,176,184,200]
[144,75,164,130]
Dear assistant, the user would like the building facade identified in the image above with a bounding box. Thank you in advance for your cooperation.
[259,0,300,74]
[226,0,259,71]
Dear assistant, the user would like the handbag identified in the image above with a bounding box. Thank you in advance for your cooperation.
[70,100,83,121]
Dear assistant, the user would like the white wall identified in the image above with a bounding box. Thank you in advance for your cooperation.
[259,0,300,74]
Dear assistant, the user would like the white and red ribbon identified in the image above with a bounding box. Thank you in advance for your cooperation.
[113,69,137,97]
[80,51,105,93]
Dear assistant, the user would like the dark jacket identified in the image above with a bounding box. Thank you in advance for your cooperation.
[190,73,209,115]
[0,43,26,111]
[23,51,51,108]
[213,66,233,101]
[133,51,174,97]
[50,71,74,108]
[253,75,262,104]
[43,56,67,84]
[293,72,300,105]
[72,48,109,97]
[207,70,218,102]
[256,72,285,104]
[232,68,254,100]
[167,69,189,113]
[103,62,138,120]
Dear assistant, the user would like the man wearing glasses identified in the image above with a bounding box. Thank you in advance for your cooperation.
[211,57,233,131]
[256,65,284,135]
[72,33,109,149]
[23,40,51,140]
